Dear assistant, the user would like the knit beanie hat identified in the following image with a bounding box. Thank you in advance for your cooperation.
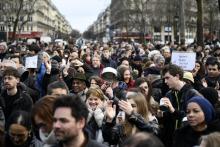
[187,96,216,123]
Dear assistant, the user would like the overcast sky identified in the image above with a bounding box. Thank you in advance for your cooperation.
[53,0,111,33]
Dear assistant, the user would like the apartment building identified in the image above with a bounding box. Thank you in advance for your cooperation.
[0,0,72,41]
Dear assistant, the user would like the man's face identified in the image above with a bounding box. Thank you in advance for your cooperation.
[207,64,220,78]
[11,57,21,69]
[3,75,19,90]
[102,50,110,59]
[92,56,100,68]
[9,124,29,146]
[51,88,68,97]
[163,72,179,89]
[163,51,171,58]
[53,107,84,142]
[72,79,86,93]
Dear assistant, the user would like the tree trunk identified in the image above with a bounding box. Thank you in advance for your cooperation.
[219,0,220,12]
[12,19,19,41]
[196,0,204,47]
[179,0,186,45]
[12,0,23,41]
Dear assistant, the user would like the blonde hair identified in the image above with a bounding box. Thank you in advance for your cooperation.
[86,87,106,101]
[124,92,149,136]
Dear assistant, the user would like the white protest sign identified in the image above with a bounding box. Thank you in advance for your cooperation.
[25,56,38,68]
[171,51,196,71]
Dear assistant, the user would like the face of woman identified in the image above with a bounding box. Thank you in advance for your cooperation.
[128,99,137,113]
[9,124,29,146]
[86,95,103,110]
[139,82,149,96]
[187,102,205,127]
[90,79,98,88]
[194,63,201,72]
[123,70,131,82]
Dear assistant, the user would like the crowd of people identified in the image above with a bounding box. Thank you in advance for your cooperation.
[0,38,220,147]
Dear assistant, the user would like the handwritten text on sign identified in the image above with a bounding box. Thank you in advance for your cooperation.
[171,52,196,71]
[25,56,38,69]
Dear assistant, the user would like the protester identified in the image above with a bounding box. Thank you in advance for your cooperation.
[117,66,135,89]
[103,91,159,146]
[204,57,220,89]
[1,67,33,121]
[90,54,104,76]
[31,95,57,146]
[101,46,117,68]
[5,111,42,147]
[70,72,88,102]
[88,75,104,88]
[173,96,220,147]
[160,64,201,147]
[47,81,69,96]
[136,77,159,117]
[86,87,106,142]
[52,95,107,147]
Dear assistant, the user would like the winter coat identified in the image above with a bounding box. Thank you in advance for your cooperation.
[102,112,159,146]
[101,56,117,69]
[87,108,105,143]
[173,122,220,147]
[90,64,104,77]
[0,84,33,121]
[23,76,40,103]
[159,84,201,147]
[52,130,107,147]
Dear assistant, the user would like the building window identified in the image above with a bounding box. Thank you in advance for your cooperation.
[31,25,33,31]
[154,35,161,41]
[154,26,161,33]
[20,16,24,22]
[0,26,5,31]
[0,16,4,22]
[28,16,32,22]
[27,25,29,31]
[0,3,4,10]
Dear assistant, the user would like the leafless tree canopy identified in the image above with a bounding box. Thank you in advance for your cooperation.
[0,0,38,40]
